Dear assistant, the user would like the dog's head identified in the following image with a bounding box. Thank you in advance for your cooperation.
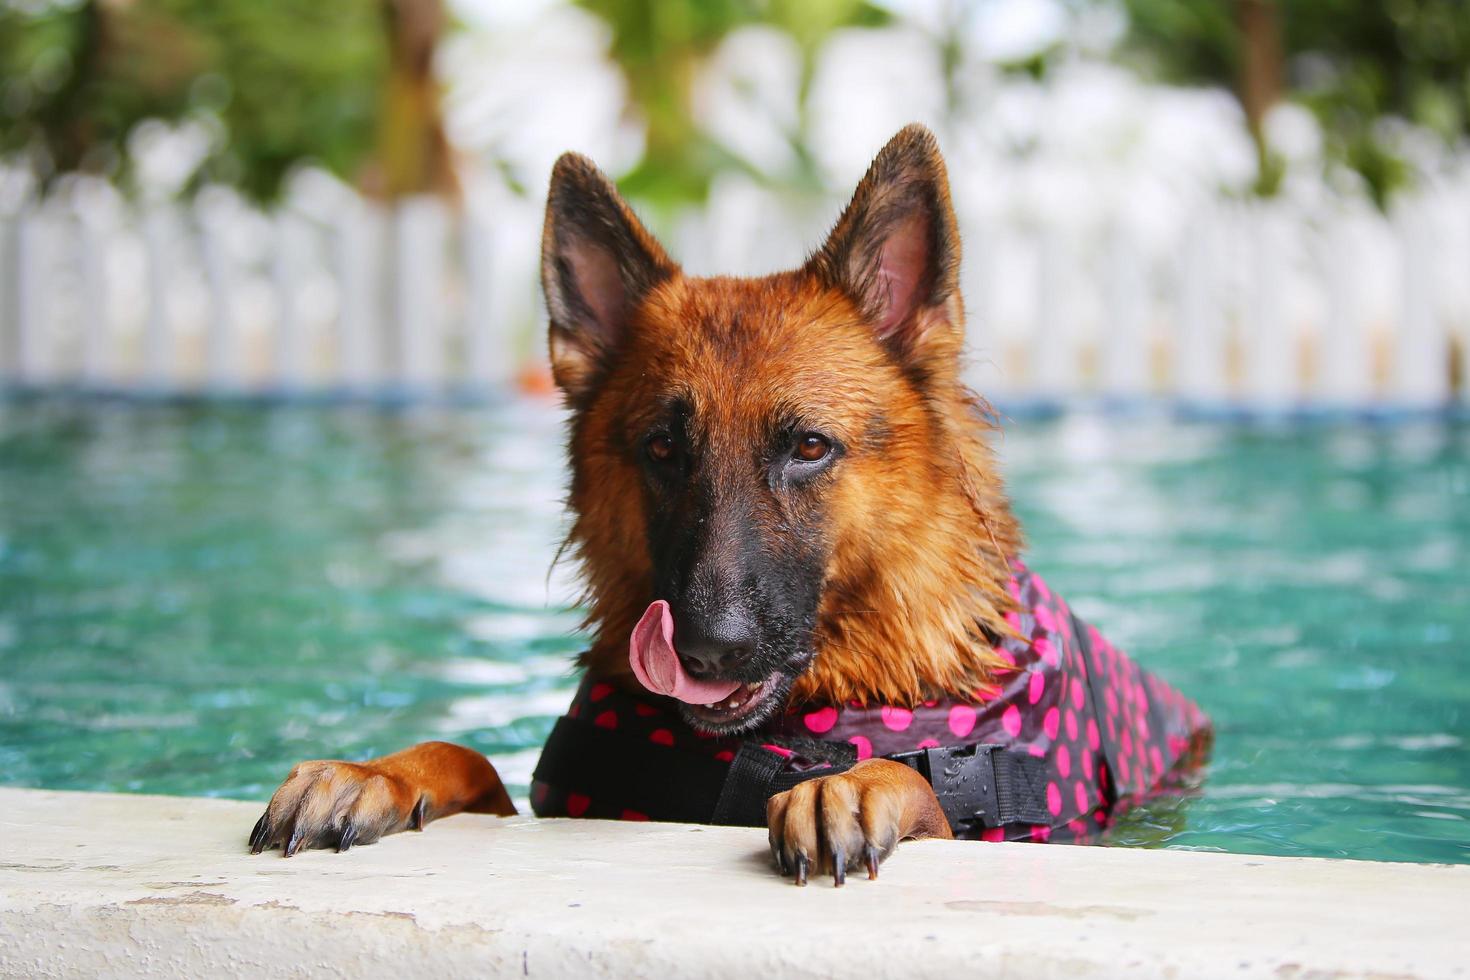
[543,125,1015,734]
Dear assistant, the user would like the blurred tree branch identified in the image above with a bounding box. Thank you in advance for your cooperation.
[364,0,457,200]
[1116,0,1470,206]
[1237,0,1285,195]
[574,0,888,209]
[0,0,455,204]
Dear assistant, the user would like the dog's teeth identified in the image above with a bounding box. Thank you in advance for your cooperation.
[697,680,769,714]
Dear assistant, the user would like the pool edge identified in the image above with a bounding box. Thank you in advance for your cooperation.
[2,786,1465,979]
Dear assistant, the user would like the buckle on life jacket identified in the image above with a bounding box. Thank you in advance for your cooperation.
[889,743,1052,832]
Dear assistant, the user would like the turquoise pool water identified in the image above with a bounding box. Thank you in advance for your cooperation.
[1,399,1465,864]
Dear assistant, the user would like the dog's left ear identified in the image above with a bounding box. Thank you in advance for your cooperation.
[542,153,677,398]
[807,124,962,368]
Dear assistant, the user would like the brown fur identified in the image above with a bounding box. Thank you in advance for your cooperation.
[554,124,1023,708]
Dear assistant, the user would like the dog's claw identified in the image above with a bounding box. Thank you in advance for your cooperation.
[409,795,427,831]
[337,823,358,853]
[794,853,809,887]
[771,841,788,875]
[831,847,846,888]
[284,823,305,858]
[865,844,880,880]
[248,813,269,854]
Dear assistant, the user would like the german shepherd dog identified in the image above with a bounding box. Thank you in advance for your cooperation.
[249,125,1123,883]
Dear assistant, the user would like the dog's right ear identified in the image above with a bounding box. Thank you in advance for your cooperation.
[542,153,677,398]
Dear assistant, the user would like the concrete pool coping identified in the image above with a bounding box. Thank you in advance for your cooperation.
[1,787,1464,979]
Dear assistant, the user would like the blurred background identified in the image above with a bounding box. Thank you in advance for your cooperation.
[1,1,1466,866]
[1,0,1468,405]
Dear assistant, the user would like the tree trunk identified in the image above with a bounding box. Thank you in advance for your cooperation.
[1236,0,1284,191]
[367,0,458,201]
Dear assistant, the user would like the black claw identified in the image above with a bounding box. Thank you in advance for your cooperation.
[865,844,880,881]
[283,824,306,858]
[249,813,270,854]
[832,847,846,888]
[337,823,358,853]
[409,795,428,831]
[794,853,809,887]
[770,840,788,875]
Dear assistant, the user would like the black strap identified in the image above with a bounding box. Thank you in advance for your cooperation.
[711,743,786,825]
[709,742,840,825]
[888,743,1053,831]
[534,713,1054,832]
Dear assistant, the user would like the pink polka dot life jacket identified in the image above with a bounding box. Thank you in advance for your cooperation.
[531,562,1213,842]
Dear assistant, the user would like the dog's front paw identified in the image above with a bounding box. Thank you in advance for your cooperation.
[249,760,423,857]
[766,758,953,887]
[248,742,514,856]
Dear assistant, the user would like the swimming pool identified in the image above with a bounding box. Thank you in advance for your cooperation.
[1,398,1465,865]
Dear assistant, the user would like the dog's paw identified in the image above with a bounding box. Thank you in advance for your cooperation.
[765,758,953,887]
[248,760,423,857]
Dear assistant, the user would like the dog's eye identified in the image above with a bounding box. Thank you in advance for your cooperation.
[793,433,831,463]
[647,433,676,462]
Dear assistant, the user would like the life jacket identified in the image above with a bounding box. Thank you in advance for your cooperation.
[531,562,1213,842]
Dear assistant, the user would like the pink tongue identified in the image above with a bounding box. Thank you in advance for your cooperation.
[629,600,743,704]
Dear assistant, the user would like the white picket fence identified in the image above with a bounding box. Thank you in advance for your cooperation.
[956,193,1469,410]
[0,175,544,398]
[0,175,1466,409]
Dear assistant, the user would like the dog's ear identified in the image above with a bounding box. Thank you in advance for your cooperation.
[542,153,677,397]
[806,124,962,367]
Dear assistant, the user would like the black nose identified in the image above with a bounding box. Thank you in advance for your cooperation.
[673,608,757,678]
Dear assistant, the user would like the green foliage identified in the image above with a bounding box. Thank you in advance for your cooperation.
[1114,0,1240,89]
[170,1,389,202]
[0,0,389,203]
[575,0,888,209]
[1117,0,1470,205]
